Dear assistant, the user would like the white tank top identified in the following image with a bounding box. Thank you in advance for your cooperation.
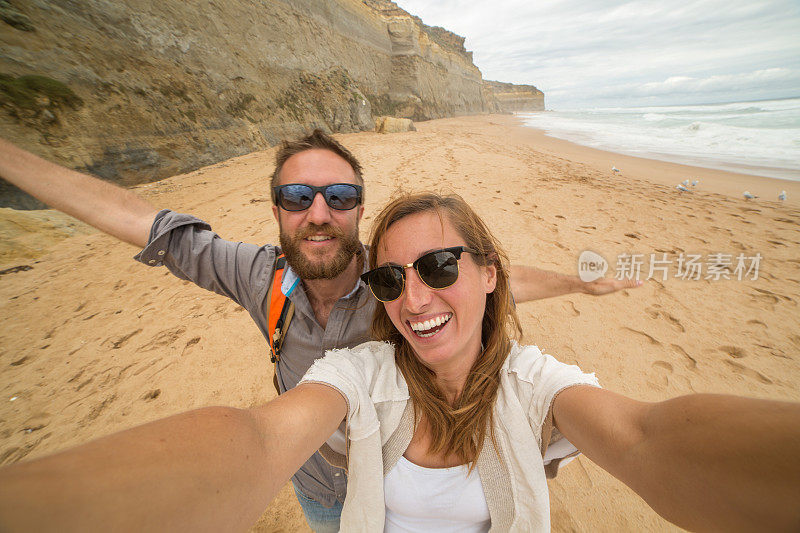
[384,456,491,532]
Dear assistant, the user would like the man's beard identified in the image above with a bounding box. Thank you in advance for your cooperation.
[280,223,362,280]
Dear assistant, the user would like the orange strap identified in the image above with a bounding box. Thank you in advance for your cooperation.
[267,255,292,363]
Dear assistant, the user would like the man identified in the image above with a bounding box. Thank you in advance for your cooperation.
[0,130,637,531]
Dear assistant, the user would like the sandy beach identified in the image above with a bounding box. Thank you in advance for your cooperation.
[1,114,798,531]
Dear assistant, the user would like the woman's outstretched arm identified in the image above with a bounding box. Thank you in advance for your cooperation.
[0,383,346,533]
[553,387,800,532]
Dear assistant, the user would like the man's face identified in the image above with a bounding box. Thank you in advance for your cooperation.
[272,149,365,280]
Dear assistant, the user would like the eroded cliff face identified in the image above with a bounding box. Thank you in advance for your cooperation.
[483,80,545,113]
[0,0,539,208]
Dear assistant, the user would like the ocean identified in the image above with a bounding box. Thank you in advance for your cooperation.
[518,97,800,181]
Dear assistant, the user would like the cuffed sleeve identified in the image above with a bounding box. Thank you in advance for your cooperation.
[133,209,276,311]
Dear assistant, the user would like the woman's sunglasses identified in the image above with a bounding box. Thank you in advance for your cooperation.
[272,183,363,212]
[360,246,482,302]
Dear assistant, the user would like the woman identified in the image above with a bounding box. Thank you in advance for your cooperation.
[1,193,798,532]
[300,192,600,531]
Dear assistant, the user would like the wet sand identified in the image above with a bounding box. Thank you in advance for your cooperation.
[1,114,798,531]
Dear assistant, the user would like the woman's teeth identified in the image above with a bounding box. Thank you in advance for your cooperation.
[410,314,451,337]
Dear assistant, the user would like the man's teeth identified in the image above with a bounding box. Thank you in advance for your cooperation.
[306,235,332,241]
[410,314,451,337]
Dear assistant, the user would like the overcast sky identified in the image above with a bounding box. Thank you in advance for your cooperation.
[394,0,800,109]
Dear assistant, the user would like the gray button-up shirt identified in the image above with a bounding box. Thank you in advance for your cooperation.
[135,209,375,507]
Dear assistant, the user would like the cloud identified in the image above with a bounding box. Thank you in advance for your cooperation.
[394,0,800,107]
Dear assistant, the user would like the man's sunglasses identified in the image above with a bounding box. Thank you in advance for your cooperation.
[360,246,482,303]
[272,183,363,212]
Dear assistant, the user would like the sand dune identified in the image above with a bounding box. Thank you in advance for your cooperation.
[1,115,798,531]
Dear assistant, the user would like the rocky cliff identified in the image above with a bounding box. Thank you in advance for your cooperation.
[483,80,545,113]
[0,0,541,208]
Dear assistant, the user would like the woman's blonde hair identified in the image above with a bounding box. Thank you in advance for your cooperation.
[367,192,522,466]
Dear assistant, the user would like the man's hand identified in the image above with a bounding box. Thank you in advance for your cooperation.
[0,138,159,248]
[582,277,643,296]
[509,265,643,304]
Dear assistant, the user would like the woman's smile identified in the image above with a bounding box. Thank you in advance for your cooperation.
[376,210,496,373]
[408,312,452,338]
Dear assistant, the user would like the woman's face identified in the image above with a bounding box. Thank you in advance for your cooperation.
[375,211,497,375]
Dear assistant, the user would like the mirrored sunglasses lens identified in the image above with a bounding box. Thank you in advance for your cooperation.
[369,266,404,301]
[280,185,314,211]
[324,184,359,210]
[418,251,459,288]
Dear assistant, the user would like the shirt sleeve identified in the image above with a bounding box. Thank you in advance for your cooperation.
[509,345,601,478]
[133,209,277,312]
[299,345,382,442]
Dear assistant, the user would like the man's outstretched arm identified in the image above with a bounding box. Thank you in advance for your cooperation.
[0,139,159,248]
[509,265,642,303]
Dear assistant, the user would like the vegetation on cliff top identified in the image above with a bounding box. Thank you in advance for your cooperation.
[0,74,84,111]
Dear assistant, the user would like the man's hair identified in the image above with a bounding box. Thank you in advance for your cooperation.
[367,192,522,470]
[271,129,364,202]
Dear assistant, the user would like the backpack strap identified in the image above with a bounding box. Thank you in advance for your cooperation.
[267,254,295,365]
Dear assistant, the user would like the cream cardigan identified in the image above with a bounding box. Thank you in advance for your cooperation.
[300,341,600,532]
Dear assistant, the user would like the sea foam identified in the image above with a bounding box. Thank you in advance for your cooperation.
[519,98,800,180]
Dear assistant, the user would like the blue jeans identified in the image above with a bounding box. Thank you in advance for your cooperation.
[292,482,342,533]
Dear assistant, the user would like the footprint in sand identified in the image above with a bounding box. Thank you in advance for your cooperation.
[84,394,118,423]
[661,311,685,332]
[133,357,162,377]
[788,335,800,351]
[754,344,790,360]
[10,356,30,367]
[671,344,697,370]
[723,360,773,385]
[138,326,188,352]
[623,327,661,345]
[566,301,580,316]
[75,377,94,392]
[645,306,685,332]
[182,337,201,356]
[1,435,50,466]
[106,329,142,349]
[652,361,673,373]
[719,345,747,358]
[21,413,50,435]
[751,289,780,305]
[142,389,162,401]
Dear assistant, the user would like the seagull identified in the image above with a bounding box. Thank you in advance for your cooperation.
[691,179,699,187]
[676,184,690,192]
[681,179,689,186]
[612,166,620,174]
[778,190,787,201]
[743,191,758,200]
